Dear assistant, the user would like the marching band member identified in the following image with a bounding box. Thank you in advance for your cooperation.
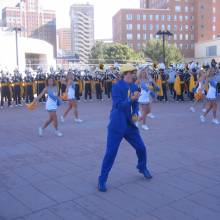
[98,64,152,192]
[24,69,34,104]
[34,75,63,137]
[0,71,12,108]
[83,70,93,101]
[12,68,23,107]
[35,66,46,103]
[60,72,83,123]
[94,70,104,101]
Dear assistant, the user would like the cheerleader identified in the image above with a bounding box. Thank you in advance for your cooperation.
[200,70,219,125]
[137,67,156,130]
[190,70,206,113]
[34,76,63,137]
[60,72,82,123]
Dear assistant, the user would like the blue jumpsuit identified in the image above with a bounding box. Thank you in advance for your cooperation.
[99,80,147,183]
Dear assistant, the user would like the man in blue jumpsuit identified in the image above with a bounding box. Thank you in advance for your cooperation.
[98,64,152,192]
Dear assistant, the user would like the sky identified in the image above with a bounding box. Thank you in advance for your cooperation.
[0,0,139,39]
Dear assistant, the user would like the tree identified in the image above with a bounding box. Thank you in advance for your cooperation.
[143,39,183,66]
[89,42,143,64]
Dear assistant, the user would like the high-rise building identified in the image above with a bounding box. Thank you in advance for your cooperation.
[57,28,72,56]
[70,3,94,64]
[2,0,57,57]
[113,0,220,59]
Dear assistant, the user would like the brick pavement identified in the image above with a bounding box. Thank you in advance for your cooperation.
[0,100,220,220]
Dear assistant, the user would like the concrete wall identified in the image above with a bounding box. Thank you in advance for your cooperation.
[0,30,55,73]
[195,39,220,64]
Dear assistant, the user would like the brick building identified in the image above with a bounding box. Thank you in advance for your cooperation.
[113,0,220,59]
[2,0,57,57]
[57,28,72,56]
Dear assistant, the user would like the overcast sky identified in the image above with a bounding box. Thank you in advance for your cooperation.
[0,0,139,39]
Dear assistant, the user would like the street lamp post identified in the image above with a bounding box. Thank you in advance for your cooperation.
[12,27,22,67]
[156,30,173,64]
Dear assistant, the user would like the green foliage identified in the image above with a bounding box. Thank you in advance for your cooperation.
[89,41,143,64]
[143,39,183,66]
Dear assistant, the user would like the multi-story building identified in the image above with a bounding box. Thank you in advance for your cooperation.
[113,0,220,59]
[57,28,72,56]
[70,3,94,64]
[2,0,57,57]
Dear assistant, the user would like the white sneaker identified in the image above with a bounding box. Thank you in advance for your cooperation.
[9,105,13,108]
[60,116,65,123]
[200,115,206,123]
[38,127,43,137]
[15,105,18,107]
[55,130,63,137]
[148,113,155,119]
[142,125,149,130]
[212,119,220,125]
[190,107,196,113]
[74,118,83,123]
[202,108,206,113]
[19,104,23,107]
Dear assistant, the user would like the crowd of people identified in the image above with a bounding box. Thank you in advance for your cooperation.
[1,59,220,136]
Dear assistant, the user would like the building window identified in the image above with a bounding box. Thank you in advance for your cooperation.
[137,24,141,30]
[161,24,165,30]
[185,34,189,40]
[206,46,217,56]
[149,15,153,20]
[185,6,189,12]
[213,25,216,31]
[126,33,133,40]
[179,34,183,40]
[126,14,132,20]
[126,24,132,30]
[155,24,159,30]
[143,33,147,40]
[175,6,181,13]
[137,14,141,20]
[143,15,146,20]
[155,15,159,20]
[161,15,165,20]
[149,24,153,30]
[185,25,188,30]
[143,24,147,30]
[168,24,171,31]
[137,33,141,40]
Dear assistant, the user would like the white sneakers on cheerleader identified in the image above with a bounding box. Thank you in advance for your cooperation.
[141,125,149,130]
[60,116,65,123]
[38,127,43,136]
[200,115,205,123]
[55,130,63,137]
[148,113,155,119]
[190,107,196,113]
[74,118,83,123]
[212,119,220,125]
[202,108,206,113]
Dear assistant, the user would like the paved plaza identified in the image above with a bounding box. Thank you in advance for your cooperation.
[0,100,220,220]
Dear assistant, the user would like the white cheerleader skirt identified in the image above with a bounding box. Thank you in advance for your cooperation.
[138,90,150,104]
